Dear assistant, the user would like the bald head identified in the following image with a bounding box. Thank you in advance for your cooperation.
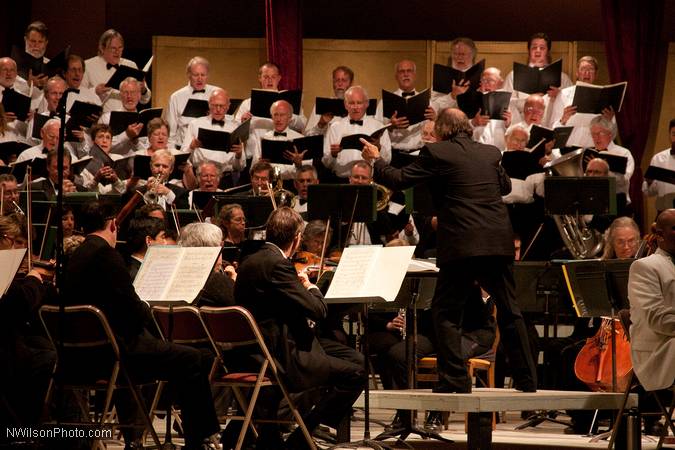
[209,88,230,121]
[480,67,503,93]
[585,158,609,177]
[0,57,18,88]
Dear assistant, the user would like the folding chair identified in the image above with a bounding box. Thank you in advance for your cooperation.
[199,305,316,450]
[39,304,161,449]
[607,309,675,450]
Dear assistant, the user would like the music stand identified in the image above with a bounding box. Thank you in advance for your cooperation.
[308,187,390,449]
[561,259,632,437]
[211,193,274,230]
[544,177,616,216]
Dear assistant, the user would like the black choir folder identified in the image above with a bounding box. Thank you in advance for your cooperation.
[325,245,415,304]
[85,145,133,183]
[315,97,378,117]
[11,45,71,79]
[109,107,163,137]
[8,156,48,182]
[261,135,324,163]
[65,101,103,141]
[381,88,431,125]
[31,114,51,140]
[584,148,628,174]
[2,88,31,121]
[572,81,627,114]
[197,120,250,152]
[457,90,512,120]
[133,246,221,302]
[501,150,545,180]
[339,124,391,150]
[250,89,302,118]
[527,124,574,149]
[182,98,244,118]
[105,56,153,89]
[644,165,675,185]
[513,59,563,94]
[432,59,485,94]
[0,141,30,164]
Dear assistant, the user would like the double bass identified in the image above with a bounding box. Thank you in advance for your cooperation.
[574,317,632,392]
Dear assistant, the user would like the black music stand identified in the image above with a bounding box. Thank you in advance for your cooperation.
[308,185,390,449]
[523,176,615,259]
[562,259,631,438]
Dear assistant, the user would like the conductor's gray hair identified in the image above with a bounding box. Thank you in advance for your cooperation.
[178,222,223,247]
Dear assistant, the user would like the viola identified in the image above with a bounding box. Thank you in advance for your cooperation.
[574,317,632,392]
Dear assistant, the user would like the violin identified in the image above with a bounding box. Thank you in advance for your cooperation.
[292,250,338,281]
[574,317,632,392]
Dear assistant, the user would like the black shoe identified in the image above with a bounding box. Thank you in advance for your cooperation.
[563,424,588,435]
[424,411,443,432]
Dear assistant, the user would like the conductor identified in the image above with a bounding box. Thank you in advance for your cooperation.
[361,108,537,393]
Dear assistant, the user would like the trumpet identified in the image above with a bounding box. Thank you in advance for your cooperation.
[143,174,167,204]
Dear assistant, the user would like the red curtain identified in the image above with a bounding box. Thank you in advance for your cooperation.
[600,0,667,225]
[265,0,303,90]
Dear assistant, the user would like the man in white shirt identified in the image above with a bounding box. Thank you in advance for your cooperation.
[166,56,221,149]
[0,57,41,140]
[376,59,436,167]
[548,56,617,148]
[322,86,391,180]
[22,21,50,89]
[235,62,306,163]
[187,161,223,208]
[62,54,102,110]
[181,88,245,175]
[95,77,145,155]
[432,37,478,111]
[470,67,515,150]
[589,115,634,211]
[25,76,65,145]
[82,29,151,112]
[16,118,60,163]
[256,100,310,180]
[509,94,556,160]
[292,165,318,217]
[643,119,675,212]
[305,65,354,136]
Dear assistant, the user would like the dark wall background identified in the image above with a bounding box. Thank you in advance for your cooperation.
[3,0,672,62]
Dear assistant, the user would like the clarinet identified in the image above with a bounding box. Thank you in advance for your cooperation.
[398,307,407,340]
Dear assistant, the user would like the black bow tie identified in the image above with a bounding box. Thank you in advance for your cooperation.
[299,198,307,206]
[212,119,225,126]
[66,88,80,94]
[48,111,57,118]
[106,63,120,70]
[274,131,287,137]
[350,119,363,126]
[192,89,206,94]
[401,91,415,98]
[4,87,13,92]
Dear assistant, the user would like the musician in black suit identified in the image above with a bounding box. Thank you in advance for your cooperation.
[62,201,219,449]
[362,108,536,393]
[234,206,364,449]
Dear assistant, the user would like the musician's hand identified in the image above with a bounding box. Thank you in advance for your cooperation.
[547,85,561,99]
[403,221,414,236]
[5,111,17,122]
[330,143,341,158]
[231,142,244,158]
[544,140,555,155]
[240,111,252,122]
[189,138,202,151]
[26,110,35,123]
[424,106,437,121]
[560,105,577,125]
[471,109,490,127]
[95,166,115,182]
[602,106,615,121]
[451,79,470,99]
[62,179,77,193]
[430,216,438,231]
[297,271,313,289]
[386,314,405,332]
[95,83,111,98]
[390,111,410,129]
[283,146,307,167]
[223,264,237,282]
[318,112,334,128]
[71,128,85,142]
[360,138,380,162]
[126,122,143,140]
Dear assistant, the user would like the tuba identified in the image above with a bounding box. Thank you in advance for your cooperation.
[544,149,604,259]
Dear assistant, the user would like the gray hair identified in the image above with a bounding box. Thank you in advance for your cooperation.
[590,115,618,140]
[186,56,210,74]
[178,222,223,247]
[505,124,529,140]
[344,85,369,103]
[196,161,222,178]
[601,216,640,260]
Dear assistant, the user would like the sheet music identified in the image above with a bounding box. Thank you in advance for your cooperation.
[407,258,439,273]
[0,249,27,297]
[133,246,183,300]
[326,246,379,299]
[165,247,220,302]
[326,245,415,302]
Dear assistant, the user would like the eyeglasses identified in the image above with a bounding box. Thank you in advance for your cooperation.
[524,107,544,114]
[228,217,246,224]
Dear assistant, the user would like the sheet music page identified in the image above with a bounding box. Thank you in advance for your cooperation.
[326,245,381,299]
[407,258,439,272]
[165,247,220,302]
[0,249,27,296]
[133,246,183,301]
[367,246,416,302]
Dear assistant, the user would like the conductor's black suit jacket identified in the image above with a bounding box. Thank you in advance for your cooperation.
[235,242,330,391]
[374,135,515,264]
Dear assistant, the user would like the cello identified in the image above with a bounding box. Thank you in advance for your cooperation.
[574,316,632,392]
